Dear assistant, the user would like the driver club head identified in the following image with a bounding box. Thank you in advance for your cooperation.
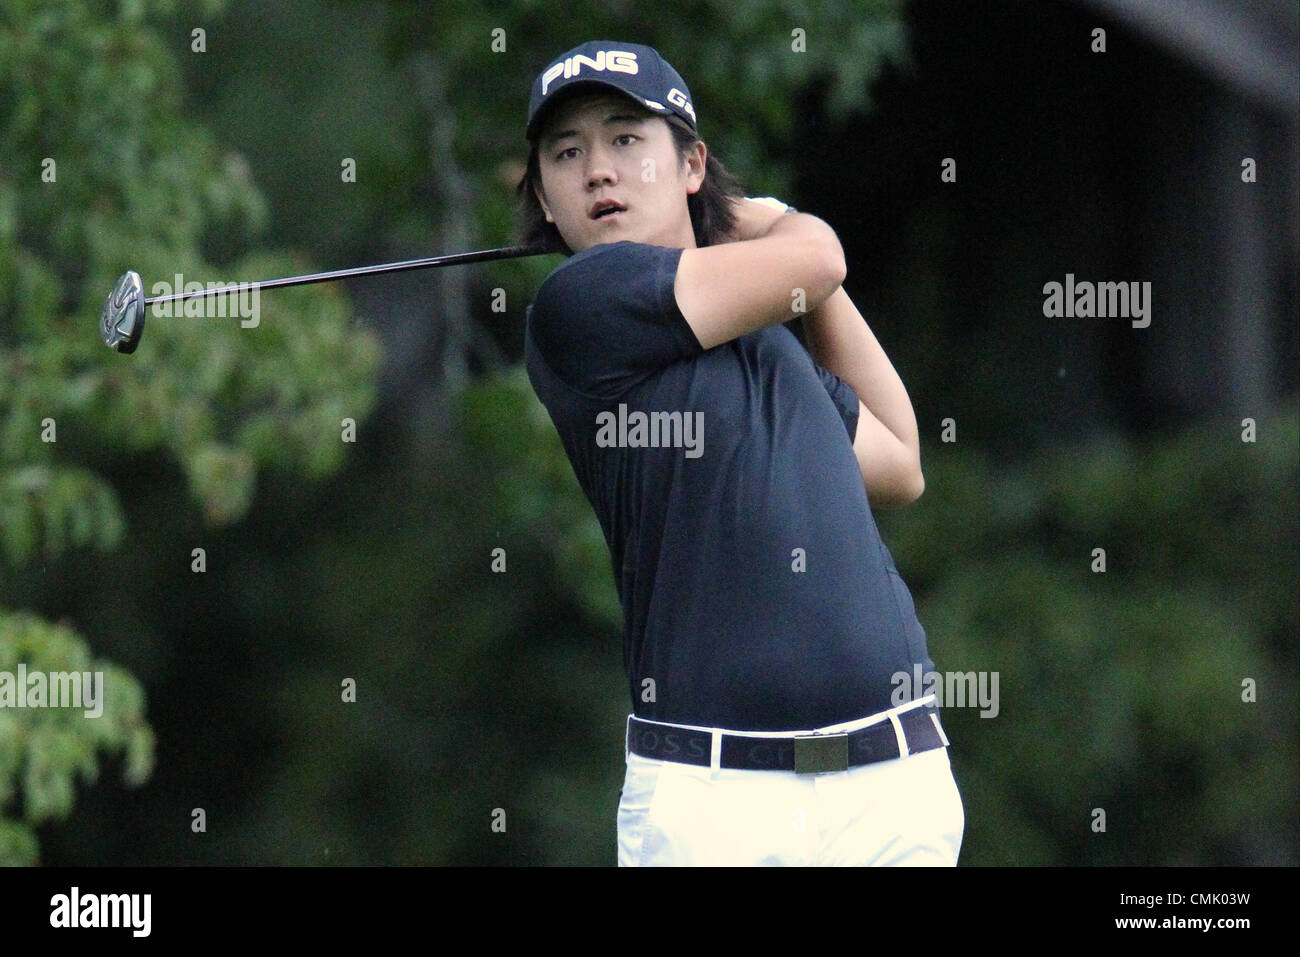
[100,270,146,354]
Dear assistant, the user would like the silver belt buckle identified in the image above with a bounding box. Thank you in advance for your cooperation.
[793,731,849,774]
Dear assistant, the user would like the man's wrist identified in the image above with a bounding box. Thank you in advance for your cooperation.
[731,196,792,242]
[746,196,790,214]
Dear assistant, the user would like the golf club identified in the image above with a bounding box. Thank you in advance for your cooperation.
[99,243,550,354]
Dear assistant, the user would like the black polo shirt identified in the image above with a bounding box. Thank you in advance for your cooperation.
[524,240,936,731]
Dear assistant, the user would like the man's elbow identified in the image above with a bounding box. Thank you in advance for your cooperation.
[866,465,925,509]
[907,468,925,504]
[806,224,846,305]
[901,467,924,504]
[819,242,847,301]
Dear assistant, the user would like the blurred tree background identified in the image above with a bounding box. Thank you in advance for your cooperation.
[1,0,1295,865]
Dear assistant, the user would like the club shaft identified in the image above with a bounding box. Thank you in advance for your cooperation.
[142,244,548,306]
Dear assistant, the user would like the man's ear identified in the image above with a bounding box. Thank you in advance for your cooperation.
[684,140,707,196]
[533,182,555,223]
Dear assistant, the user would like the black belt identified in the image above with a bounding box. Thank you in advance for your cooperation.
[627,708,947,773]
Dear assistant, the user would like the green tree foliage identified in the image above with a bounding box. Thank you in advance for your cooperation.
[876,405,1299,864]
[0,612,152,865]
[0,0,380,861]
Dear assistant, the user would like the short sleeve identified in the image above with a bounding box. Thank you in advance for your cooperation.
[814,362,860,442]
[528,242,703,399]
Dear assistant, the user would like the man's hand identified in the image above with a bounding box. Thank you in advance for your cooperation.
[725,196,793,243]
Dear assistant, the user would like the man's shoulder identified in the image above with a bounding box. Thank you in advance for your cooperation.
[536,241,679,305]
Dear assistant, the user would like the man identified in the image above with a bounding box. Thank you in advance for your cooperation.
[516,40,964,866]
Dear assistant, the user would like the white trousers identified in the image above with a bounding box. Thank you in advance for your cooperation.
[616,706,965,867]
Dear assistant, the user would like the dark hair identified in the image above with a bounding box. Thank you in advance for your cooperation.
[515,114,746,255]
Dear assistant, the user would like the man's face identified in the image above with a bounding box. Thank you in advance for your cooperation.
[533,90,706,253]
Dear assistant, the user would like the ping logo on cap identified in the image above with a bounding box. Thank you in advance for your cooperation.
[667,87,695,122]
[541,49,639,96]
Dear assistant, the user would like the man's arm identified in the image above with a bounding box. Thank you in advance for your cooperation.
[684,198,923,506]
[805,286,925,508]
[674,202,845,351]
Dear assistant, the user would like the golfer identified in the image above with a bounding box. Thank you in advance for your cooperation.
[517,40,964,866]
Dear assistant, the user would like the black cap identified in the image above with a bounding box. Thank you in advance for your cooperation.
[526,41,697,142]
